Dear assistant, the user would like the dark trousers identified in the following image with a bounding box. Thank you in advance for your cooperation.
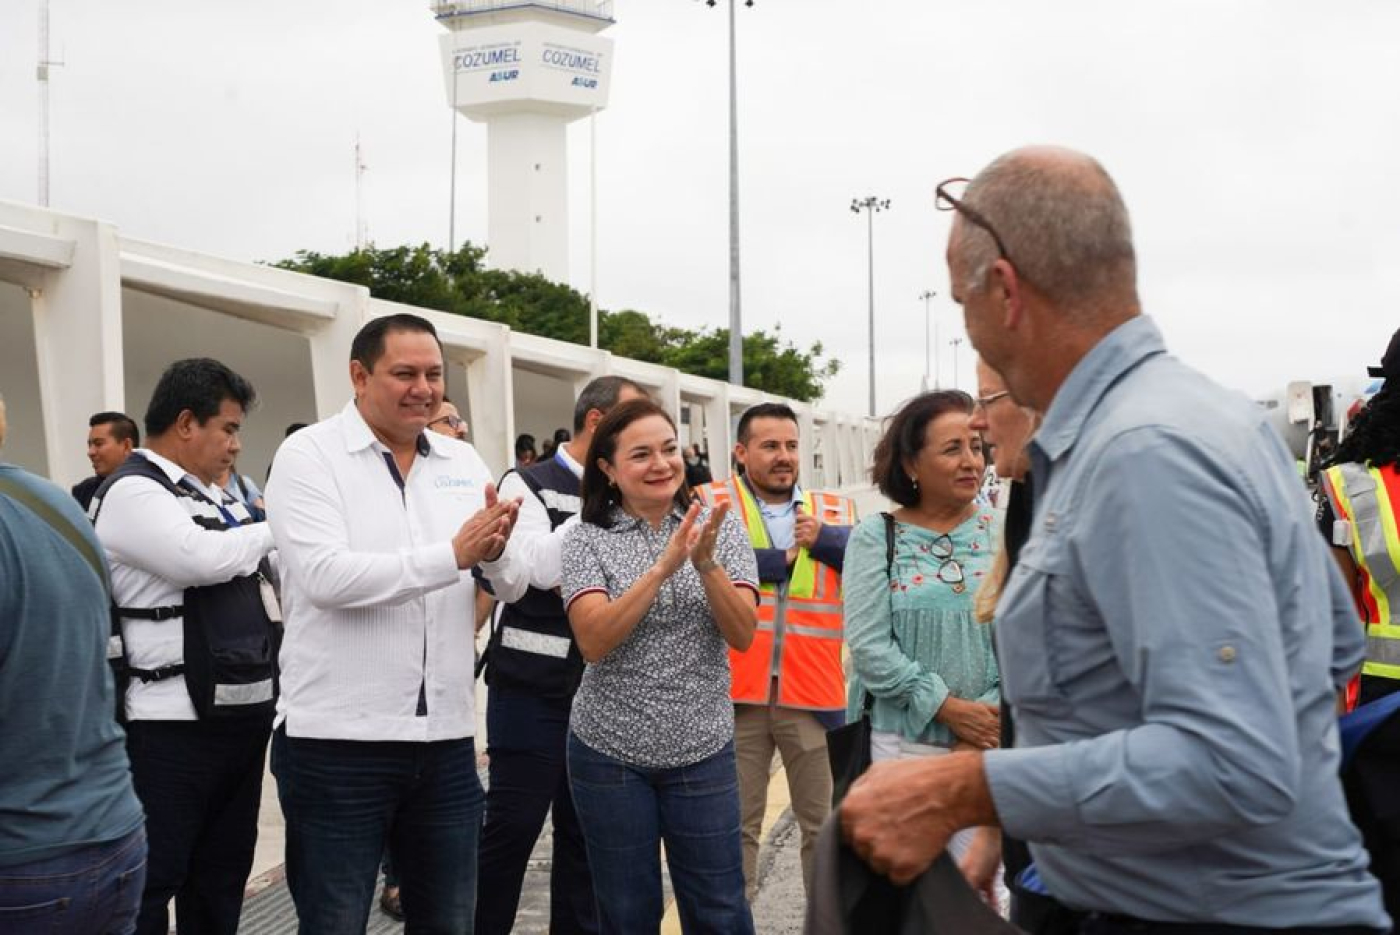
[125,717,272,935]
[0,827,147,935]
[271,728,484,935]
[475,690,597,935]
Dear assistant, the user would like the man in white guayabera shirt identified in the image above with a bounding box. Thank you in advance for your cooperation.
[266,313,520,933]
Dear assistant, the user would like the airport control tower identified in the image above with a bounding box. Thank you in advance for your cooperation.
[434,1,615,283]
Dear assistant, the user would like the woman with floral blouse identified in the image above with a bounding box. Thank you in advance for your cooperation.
[844,389,1000,861]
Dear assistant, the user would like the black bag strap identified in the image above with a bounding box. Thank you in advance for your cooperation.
[0,474,109,594]
[881,511,896,576]
[854,512,899,718]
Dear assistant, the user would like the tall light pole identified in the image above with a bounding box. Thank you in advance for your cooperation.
[697,0,753,387]
[918,289,936,392]
[851,196,890,417]
[950,335,965,389]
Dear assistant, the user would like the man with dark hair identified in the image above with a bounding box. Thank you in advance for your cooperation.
[72,411,140,511]
[91,358,277,935]
[515,433,537,469]
[0,395,148,934]
[843,147,1388,933]
[697,401,854,901]
[476,373,646,935]
[266,312,521,932]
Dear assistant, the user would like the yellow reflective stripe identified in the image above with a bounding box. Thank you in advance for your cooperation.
[729,480,772,550]
[1363,660,1400,680]
[1367,632,1400,665]
[788,490,818,599]
[1331,465,1392,627]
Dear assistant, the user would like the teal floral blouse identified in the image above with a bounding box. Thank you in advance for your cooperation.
[843,509,1000,747]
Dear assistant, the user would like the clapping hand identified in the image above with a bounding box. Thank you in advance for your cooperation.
[689,500,729,572]
[452,483,522,569]
[654,501,729,578]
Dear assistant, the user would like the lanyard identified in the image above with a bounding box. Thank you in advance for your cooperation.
[214,501,242,527]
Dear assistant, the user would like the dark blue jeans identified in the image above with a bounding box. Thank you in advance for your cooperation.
[0,827,146,935]
[476,690,596,935]
[125,717,271,935]
[272,728,484,935]
[567,734,753,935]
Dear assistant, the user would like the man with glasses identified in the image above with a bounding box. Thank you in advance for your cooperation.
[428,398,469,442]
[843,147,1388,934]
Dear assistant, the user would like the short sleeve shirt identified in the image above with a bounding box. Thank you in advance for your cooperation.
[561,504,758,768]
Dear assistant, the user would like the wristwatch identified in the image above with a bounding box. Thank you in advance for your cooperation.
[694,559,720,574]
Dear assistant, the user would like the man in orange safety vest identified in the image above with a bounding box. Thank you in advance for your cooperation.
[697,402,855,901]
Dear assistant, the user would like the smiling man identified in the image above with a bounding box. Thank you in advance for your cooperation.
[697,402,854,902]
[91,358,277,935]
[71,411,140,512]
[265,313,520,933]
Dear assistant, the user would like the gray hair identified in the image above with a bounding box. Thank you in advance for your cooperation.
[953,148,1138,315]
[572,375,647,433]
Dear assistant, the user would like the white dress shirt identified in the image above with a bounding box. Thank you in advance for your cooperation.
[265,400,494,742]
[482,445,582,604]
[94,449,274,721]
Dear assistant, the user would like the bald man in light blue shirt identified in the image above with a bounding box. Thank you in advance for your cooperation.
[842,147,1388,934]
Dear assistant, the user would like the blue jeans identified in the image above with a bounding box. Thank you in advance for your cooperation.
[567,734,753,935]
[0,827,147,935]
[272,728,484,935]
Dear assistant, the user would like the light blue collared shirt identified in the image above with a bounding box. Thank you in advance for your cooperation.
[983,316,1386,929]
[752,482,802,551]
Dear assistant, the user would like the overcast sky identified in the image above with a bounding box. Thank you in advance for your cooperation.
[2,0,1396,416]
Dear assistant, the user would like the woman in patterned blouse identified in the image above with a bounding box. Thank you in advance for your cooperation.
[843,389,1001,862]
[560,398,759,935]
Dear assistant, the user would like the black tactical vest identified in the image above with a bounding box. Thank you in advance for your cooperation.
[93,454,280,722]
[484,456,586,700]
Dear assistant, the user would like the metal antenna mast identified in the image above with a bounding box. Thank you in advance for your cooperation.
[37,0,64,207]
[355,135,369,249]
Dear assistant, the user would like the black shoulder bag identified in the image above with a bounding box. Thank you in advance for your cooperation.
[826,511,896,806]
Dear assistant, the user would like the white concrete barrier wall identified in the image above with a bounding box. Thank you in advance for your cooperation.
[0,199,882,509]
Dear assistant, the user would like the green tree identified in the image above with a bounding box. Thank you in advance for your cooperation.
[273,243,839,401]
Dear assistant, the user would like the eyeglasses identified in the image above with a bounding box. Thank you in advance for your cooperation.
[428,414,465,431]
[924,533,967,594]
[935,177,1015,268]
[974,390,1012,413]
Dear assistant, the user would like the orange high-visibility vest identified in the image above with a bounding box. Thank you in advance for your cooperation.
[1323,462,1400,681]
[699,478,853,710]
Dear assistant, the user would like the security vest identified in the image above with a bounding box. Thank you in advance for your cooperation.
[92,454,280,721]
[1322,462,1400,681]
[699,478,852,710]
[483,455,586,701]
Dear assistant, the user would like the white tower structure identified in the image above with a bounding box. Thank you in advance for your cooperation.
[434,1,615,284]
